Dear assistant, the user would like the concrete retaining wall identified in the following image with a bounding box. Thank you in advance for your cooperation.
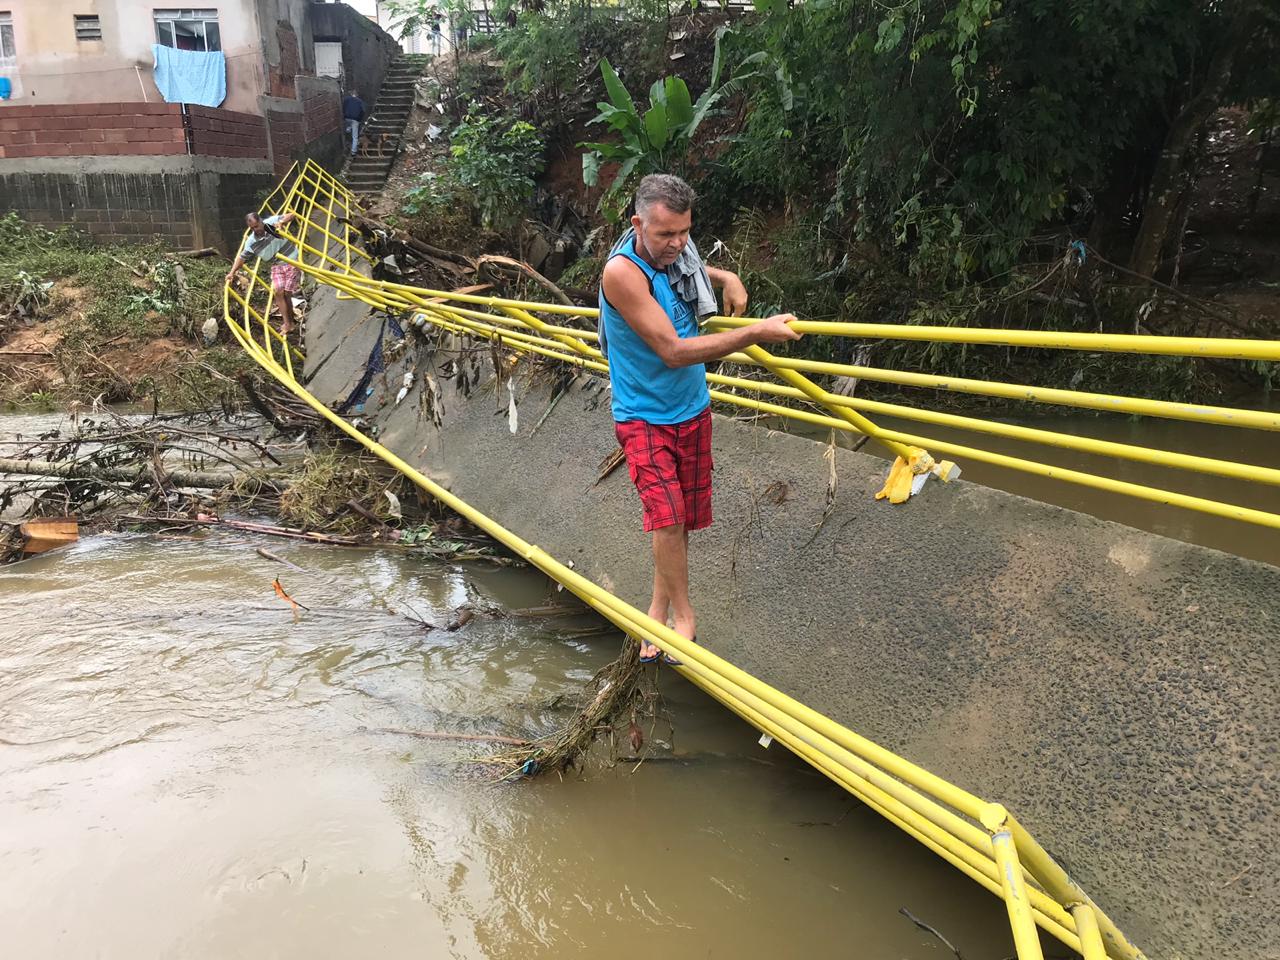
[302,284,1280,960]
[0,156,275,252]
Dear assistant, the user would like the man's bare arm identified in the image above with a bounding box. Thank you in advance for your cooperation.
[603,258,799,369]
[225,254,247,283]
[705,265,748,316]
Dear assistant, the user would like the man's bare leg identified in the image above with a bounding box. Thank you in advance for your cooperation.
[278,289,296,335]
[650,524,695,658]
[642,565,671,660]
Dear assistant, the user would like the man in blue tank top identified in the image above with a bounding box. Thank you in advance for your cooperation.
[601,174,802,663]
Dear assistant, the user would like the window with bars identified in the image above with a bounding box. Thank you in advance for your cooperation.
[0,11,15,63]
[74,14,102,41]
[153,8,220,52]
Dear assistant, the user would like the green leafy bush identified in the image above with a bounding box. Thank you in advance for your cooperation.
[580,43,760,219]
[720,0,1279,286]
[402,113,544,230]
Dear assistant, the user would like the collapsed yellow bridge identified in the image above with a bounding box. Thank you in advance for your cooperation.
[225,160,1280,960]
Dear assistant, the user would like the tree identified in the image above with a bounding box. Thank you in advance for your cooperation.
[580,42,761,218]
[1128,4,1274,278]
[721,0,1280,286]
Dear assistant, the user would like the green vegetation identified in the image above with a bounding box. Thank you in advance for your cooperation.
[716,0,1278,286]
[394,0,1278,401]
[403,113,544,230]
[0,213,253,410]
[581,47,760,219]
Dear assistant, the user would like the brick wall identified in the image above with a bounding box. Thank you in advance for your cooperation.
[0,104,186,159]
[270,21,306,99]
[265,107,304,176]
[301,85,341,143]
[187,106,269,160]
[265,77,344,177]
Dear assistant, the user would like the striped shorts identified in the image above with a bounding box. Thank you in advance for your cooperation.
[614,407,713,532]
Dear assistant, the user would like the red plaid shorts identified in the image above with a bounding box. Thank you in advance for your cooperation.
[614,407,713,532]
[270,262,301,293]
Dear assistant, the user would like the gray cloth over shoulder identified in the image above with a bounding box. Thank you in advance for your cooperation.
[611,227,718,319]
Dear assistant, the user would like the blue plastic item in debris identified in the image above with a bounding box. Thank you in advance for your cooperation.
[0,78,12,101]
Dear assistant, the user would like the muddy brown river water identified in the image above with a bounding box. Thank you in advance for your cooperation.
[0,535,1018,959]
[0,413,1018,959]
[3,392,1276,959]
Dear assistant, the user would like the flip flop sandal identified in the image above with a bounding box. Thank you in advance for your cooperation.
[662,635,696,666]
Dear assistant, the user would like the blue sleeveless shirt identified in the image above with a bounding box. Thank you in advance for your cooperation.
[599,238,711,425]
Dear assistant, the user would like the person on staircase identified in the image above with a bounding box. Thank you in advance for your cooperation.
[343,89,365,157]
[600,174,801,664]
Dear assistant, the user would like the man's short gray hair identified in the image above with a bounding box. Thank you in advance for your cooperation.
[635,174,696,217]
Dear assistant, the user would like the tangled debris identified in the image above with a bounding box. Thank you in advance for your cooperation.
[0,388,511,564]
[485,635,671,779]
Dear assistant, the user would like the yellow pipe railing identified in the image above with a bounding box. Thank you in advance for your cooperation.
[286,256,1279,533]
[705,315,1280,361]
[288,262,1280,529]
[220,159,1168,960]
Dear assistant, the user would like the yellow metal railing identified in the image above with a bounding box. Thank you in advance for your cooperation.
[222,158,1193,960]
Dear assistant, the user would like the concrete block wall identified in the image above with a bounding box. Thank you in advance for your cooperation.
[187,107,270,160]
[0,104,187,159]
[214,170,281,252]
[1,168,199,246]
[0,157,276,252]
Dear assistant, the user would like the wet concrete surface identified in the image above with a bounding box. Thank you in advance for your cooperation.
[305,286,1280,960]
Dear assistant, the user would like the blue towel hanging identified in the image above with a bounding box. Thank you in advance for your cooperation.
[152,44,226,108]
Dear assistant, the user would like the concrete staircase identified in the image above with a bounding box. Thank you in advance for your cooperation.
[343,54,432,194]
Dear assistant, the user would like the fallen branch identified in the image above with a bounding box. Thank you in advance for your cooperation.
[485,636,660,778]
[350,213,473,266]
[594,445,626,486]
[109,255,146,279]
[899,908,964,960]
[0,455,260,490]
[476,254,575,306]
[257,547,304,571]
[122,514,361,545]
